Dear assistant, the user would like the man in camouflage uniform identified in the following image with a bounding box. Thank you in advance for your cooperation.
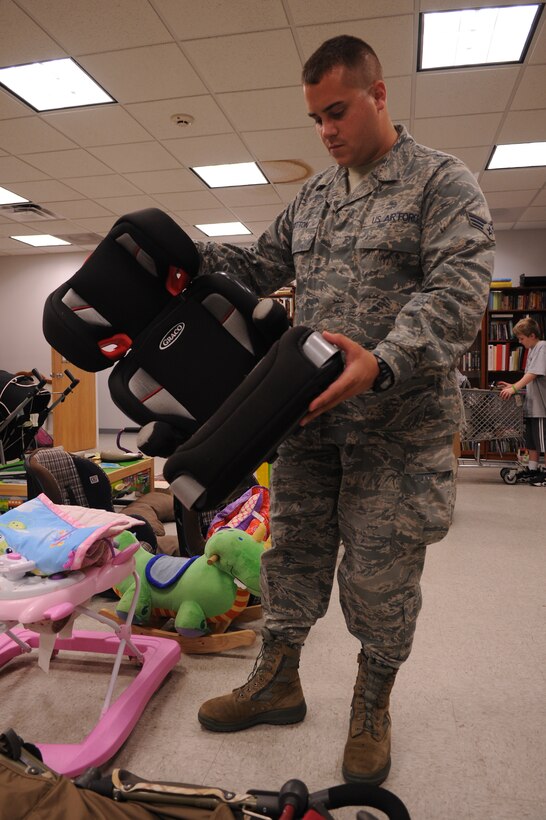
[197,35,494,785]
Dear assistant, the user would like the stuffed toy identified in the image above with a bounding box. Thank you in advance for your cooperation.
[113,526,264,637]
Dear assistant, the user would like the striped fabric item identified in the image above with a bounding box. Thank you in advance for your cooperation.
[30,447,88,506]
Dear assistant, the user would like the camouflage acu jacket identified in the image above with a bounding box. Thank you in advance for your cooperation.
[197,126,494,438]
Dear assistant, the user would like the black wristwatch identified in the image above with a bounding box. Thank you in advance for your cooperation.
[372,354,394,392]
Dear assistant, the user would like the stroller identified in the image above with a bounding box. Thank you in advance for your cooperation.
[1,727,412,819]
[0,368,79,466]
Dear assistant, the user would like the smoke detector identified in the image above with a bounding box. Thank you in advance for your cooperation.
[170,113,194,127]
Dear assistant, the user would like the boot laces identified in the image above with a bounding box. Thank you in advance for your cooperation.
[235,641,280,695]
[352,657,394,736]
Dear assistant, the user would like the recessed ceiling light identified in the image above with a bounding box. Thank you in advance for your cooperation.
[195,222,251,237]
[11,234,71,247]
[191,162,268,188]
[0,57,114,111]
[487,142,546,169]
[0,186,28,205]
[419,4,542,70]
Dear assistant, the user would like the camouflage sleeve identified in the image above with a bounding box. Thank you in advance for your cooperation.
[195,202,297,297]
[374,160,494,383]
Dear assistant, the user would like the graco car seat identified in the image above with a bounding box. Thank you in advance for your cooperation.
[42,208,290,445]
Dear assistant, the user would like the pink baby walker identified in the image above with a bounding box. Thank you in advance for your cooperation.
[0,529,180,777]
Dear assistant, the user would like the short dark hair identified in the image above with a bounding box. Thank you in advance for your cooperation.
[302,35,383,86]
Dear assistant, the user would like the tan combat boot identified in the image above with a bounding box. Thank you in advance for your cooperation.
[198,629,307,732]
[342,651,397,785]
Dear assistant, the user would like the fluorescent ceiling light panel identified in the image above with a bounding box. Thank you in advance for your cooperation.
[195,222,251,237]
[11,234,71,247]
[487,141,546,169]
[0,186,28,205]
[419,4,541,69]
[191,162,268,188]
[0,58,114,111]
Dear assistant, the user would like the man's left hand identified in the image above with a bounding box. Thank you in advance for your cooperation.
[300,331,380,425]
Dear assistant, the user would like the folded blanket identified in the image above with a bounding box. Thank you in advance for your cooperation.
[0,494,143,576]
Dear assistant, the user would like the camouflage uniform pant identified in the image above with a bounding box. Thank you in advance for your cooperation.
[262,415,456,667]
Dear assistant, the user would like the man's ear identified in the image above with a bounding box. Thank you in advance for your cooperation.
[371,80,387,112]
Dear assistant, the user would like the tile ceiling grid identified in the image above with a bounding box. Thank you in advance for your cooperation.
[0,0,544,255]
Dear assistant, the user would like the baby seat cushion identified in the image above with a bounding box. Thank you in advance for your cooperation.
[42,208,290,445]
[163,326,343,511]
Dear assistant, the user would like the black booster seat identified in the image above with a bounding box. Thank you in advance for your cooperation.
[42,208,343,511]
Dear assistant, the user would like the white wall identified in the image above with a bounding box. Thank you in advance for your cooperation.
[0,251,133,430]
[494,228,546,281]
[0,227,545,428]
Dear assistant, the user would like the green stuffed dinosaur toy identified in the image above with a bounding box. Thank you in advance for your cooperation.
[113,527,264,637]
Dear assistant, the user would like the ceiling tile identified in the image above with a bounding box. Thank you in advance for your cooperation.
[415,67,520,118]
[485,189,538,209]
[125,96,233,140]
[163,133,252,166]
[173,207,236,225]
[23,148,113,178]
[213,185,282,208]
[446,146,491,173]
[218,87,309,132]
[16,0,171,53]
[288,0,414,25]
[88,142,181,173]
[43,106,152,146]
[0,0,65,65]
[184,30,302,92]
[244,220,274,237]
[533,187,546,206]
[123,168,203,194]
[0,155,49,182]
[498,109,546,143]
[232,203,285,222]
[0,89,35,121]
[413,113,503,149]
[513,220,546,230]
[481,167,546,192]
[0,117,76,153]
[79,44,206,104]
[520,205,546,221]
[39,199,115,219]
[242,126,323,161]
[94,194,161,215]
[7,179,84,201]
[155,0,288,38]
[66,216,117,234]
[61,174,141,198]
[511,65,546,110]
[152,190,223,211]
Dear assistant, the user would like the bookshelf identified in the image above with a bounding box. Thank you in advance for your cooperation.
[486,286,545,388]
[458,283,546,459]
[458,285,546,389]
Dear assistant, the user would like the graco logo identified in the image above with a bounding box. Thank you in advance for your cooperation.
[159,322,185,350]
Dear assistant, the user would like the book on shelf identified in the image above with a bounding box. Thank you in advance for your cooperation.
[490,279,512,288]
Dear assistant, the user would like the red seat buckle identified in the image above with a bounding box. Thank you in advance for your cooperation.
[98,333,133,360]
[166,266,190,296]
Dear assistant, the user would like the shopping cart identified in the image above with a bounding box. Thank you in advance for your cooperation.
[459,388,525,480]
